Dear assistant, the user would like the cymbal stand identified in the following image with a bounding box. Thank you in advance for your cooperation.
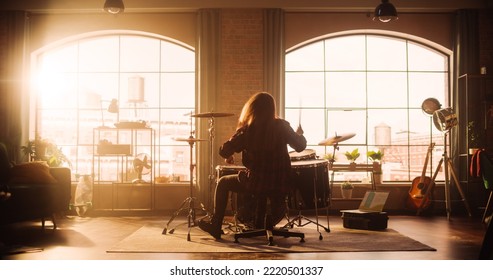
[418,131,472,219]
[162,129,209,241]
[207,116,216,210]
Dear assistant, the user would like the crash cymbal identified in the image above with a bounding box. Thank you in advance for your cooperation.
[318,133,356,146]
[190,112,234,118]
[173,137,208,143]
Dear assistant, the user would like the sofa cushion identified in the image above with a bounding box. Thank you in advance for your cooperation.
[9,161,58,184]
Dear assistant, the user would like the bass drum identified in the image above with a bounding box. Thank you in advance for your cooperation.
[289,159,329,210]
[216,165,286,227]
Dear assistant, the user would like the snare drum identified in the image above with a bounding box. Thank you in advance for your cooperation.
[289,149,316,161]
[289,159,329,210]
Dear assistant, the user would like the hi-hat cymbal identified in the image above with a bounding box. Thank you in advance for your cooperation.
[190,112,234,118]
[173,137,208,143]
[318,133,356,146]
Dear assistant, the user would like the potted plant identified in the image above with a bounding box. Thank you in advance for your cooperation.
[323,153,337,168]
[344,148,360,169]
[21,137,71,167]
[341,181,354,199]
[468,121,485,154]
[368,150,384,184]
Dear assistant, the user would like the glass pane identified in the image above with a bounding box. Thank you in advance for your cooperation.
[37,73,78,109]
[408,72,448,108]
[285,72,325,107]
[285,108,325,146]
[286,41,324,71]
[408,42,448,71]
[79,36,119,72]
[367,36,407,71]
[327,110,366,145]
[79,73,119,108]
[120,36,160,72]
[161,73,195,108]
[367,72,408,108]
[326,72,366,108]
[325,35,366,70]
[38,43,78,73]
[161,41,195,72]
[368,109,409,146]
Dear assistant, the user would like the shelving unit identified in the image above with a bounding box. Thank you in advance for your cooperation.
[457,73,493,213]
[92,127,155,210]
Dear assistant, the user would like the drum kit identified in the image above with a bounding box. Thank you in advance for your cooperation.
[162,110,234,241]
[162,107,357,241]
[283,132,356,239]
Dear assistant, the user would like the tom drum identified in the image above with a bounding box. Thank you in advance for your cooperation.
[289,159,329,210]
[289,149,316,161]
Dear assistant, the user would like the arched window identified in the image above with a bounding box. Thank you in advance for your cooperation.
[285,33,450,182]
[31,32,195,182]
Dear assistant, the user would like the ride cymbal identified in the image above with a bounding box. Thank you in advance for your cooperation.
[173,137,208,143]
[190,112,234,118]
[318,133,356,146]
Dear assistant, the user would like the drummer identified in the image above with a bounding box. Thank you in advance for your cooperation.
[198,92,306,239]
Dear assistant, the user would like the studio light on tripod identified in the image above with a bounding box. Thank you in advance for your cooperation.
[433,108,458,133]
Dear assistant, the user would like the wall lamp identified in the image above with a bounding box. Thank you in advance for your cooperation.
[103,0,125,15]
[373,0,398,23]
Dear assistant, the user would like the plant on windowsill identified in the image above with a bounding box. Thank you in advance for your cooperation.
[323,153,337,168]
[367,150,384,184]
[341,181,354,199]
[344,148,360,170]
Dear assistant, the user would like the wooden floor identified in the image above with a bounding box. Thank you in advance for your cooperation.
[0,212,490,261]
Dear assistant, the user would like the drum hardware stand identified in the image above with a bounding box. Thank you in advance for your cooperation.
[417,131,472,219]
[162,120,210,241]
[284,166,331,240]
[207,116,217,210]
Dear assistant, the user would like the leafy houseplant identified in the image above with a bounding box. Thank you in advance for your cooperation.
[341,181,354,199]
[367,150,384,162]
[468,121,485,153]
[344,148,360,162]
[21,137,71,167]
[345,148,360,170]
[367,150,384,184]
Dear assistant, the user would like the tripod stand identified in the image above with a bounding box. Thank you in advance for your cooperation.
[162,134,209,241]
[417,131,472,219]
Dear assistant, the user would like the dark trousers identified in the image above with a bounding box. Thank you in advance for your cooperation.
[212,174,285,229]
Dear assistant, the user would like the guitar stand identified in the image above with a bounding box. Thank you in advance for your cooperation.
[417,132,472,219]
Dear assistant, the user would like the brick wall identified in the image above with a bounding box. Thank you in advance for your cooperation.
[217,9,264,145]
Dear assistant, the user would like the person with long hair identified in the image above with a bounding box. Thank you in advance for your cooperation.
[198,92,306,239]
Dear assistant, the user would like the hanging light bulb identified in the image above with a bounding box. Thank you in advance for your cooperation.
[103,0,125,15]
[373,0,398,23]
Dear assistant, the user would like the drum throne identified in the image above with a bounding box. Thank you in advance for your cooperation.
[233,191,305,246]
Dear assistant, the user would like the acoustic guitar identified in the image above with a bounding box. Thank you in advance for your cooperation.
[407,142,435,210]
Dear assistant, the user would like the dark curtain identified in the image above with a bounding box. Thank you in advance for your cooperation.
[263,8,285,117]
[0,11,29,160]
[453,10,479,161]
[451,10,479,202]
[196,9,221,205]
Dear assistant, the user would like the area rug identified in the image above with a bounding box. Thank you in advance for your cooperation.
[107,221,436,253]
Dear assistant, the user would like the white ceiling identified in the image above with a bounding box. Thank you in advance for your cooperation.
[0,0,489,14]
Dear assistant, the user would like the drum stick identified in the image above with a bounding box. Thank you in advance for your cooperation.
[298,98,302,127]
